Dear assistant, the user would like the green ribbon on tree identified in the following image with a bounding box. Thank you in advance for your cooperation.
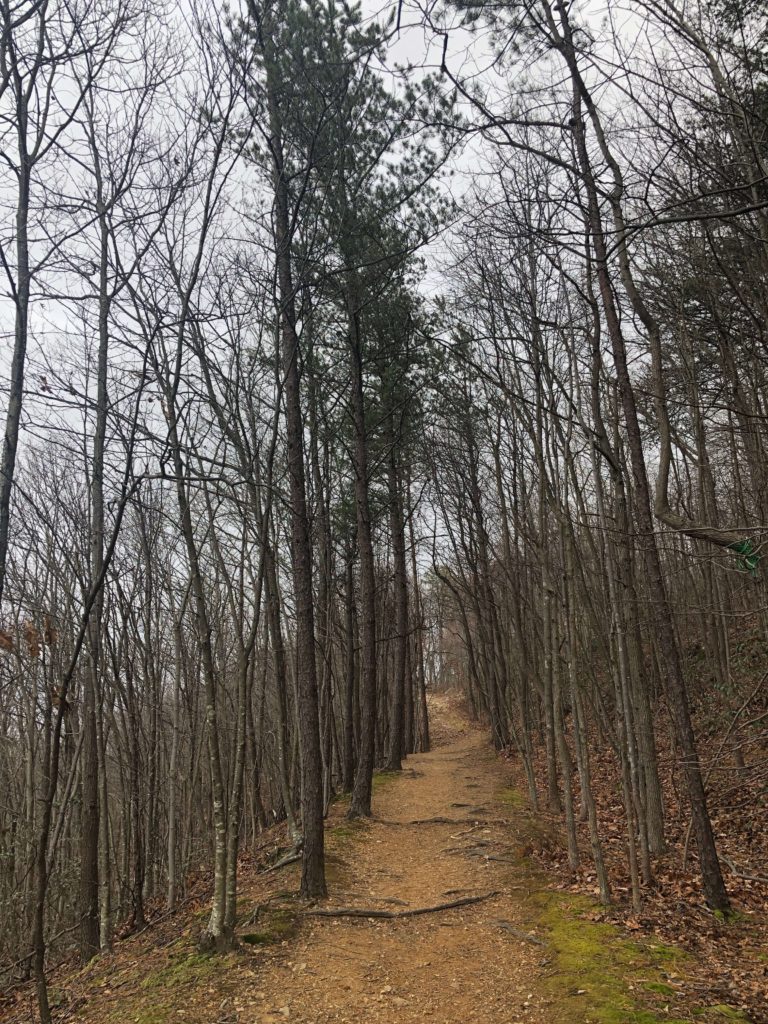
[728,539,760,576]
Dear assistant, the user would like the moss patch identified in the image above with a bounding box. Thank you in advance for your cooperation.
[372,770,400,792]
[329,821,366,842]
[499,786,526,809]
[138,950,216,991]
[128,1012,169,1024]
[47,987,66,1008]
[240,905,297,946]
[709,1006,750,1020]
[647,941,686,963]
[526,888,691,1024]
[492,780,722,1024]
[645,982,677,997]
[527,891,752,1022]
[102,947,222,1024]
[324,813,368,888]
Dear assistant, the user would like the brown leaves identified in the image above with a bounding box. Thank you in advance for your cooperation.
[43,614,57,646]
[503,707,768,1023]
[24,621,40,659]
[0,617,58,657]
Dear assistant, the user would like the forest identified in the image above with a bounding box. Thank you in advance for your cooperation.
[0,0,767,1021]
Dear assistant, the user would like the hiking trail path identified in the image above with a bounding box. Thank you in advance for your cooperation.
[251,695,549,1024]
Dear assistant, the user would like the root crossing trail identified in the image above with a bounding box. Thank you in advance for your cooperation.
[3,682,727,1024]
[255,695,548,1024]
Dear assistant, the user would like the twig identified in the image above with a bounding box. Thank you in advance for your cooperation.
[682,674,767,866]
[449,824,485,839]
[407,816,461,825]
[261,852,301,874]
[490,920,546,946]
[722,854,768,885]
[305,892,498,920]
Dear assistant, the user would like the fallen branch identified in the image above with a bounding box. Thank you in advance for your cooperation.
[449,824,485,839]
[305,891,498,920]
[722,854,768,885]
[408,816,462,825]
[490,919,546,946]
[261,851,301,874]
[682,673,767,866]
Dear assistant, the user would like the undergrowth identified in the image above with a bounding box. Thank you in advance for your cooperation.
[498,781,754,1024]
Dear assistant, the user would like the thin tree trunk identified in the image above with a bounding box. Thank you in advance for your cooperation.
[249,0,326,896]
[384,435,408,771]
[346,269,378,819]
[560,18,729,910]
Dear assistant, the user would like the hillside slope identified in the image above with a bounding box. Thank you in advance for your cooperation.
[3,696,762,1024]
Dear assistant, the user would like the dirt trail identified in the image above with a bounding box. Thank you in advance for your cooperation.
[253,695,548,1024]
[2,693,734,1024]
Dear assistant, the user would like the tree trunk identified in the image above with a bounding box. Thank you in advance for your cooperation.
[346,270,378,819]
[562,29,729,910]
[250,0,326,896]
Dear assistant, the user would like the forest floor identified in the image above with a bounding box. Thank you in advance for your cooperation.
[3,694,762,1024]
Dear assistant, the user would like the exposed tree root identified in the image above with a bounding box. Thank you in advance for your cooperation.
[261,851,302,874]
[377,816,510,827]
[304,891,498,920]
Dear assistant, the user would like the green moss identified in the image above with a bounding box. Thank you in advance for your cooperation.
[372,770,400,791]
[647,941,687,964]
[48,987,66,1008]
[709,1006,750,1020]
[324,816,367,888]
[100,948,227,1024]
[139,950,215,991]
[645,982,676,997]
[498,786,526,808]
[527,890,690,1024]
[239,905,297,946]
[329,821,365,841]
[131,1011,169,1024]
[713,907,745,924]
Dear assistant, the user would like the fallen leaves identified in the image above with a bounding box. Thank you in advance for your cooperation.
[502,678,768,1024]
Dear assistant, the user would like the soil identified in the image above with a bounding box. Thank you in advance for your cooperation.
[3,694,735,1024]
[250,695,549,1024]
